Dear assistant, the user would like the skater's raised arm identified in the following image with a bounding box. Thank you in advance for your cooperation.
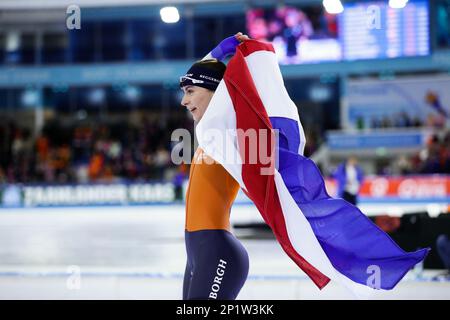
[202,32,250,61]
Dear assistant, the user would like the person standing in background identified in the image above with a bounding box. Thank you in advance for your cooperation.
[333,156,364,206]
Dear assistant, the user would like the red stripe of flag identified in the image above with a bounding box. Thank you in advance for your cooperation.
[224,40,330,289]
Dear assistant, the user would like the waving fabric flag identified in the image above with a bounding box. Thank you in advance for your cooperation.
[195,39,430,297]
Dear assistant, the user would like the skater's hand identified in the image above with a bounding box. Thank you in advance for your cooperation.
[205,33,251,61]
[235,32,250,42]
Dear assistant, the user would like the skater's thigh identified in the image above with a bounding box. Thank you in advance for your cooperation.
[185,229,249,300]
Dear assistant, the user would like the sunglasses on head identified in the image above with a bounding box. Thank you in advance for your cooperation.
[179,76,205,84]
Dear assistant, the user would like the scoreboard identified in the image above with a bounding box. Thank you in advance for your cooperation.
[340,0,429,60]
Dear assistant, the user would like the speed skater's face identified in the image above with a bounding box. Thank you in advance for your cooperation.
[180,85,214,122]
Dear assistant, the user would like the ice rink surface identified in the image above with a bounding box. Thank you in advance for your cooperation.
[0,204,449,300]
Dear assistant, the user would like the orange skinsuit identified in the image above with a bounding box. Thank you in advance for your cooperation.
[185,148,240,232]
[183,147,249,300]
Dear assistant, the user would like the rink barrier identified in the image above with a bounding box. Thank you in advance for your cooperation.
[1,175,449,208]
[0,270,444,283]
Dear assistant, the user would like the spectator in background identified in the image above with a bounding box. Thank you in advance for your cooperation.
[283,8,313,61]
[435,234,450,279]
[370,116,382,129]
[396,155,412,175]
[88,150,104,181]
[381,115,392,128]
[0,167,6,184]
[153,144,171,180]
[52,144,72,183]
[412,116,423,127]
[36,133,49,162]
[394,111,412,128]
[442,131,450,173]
[11,129,24,162]
[173,161,188,201]
[356,116,365,130]
[72,126,92,165]
[122,148,138,180]
[420,134,442,173]
[426,113,446,128]
[333,156,364,206]
[303,127,321,157]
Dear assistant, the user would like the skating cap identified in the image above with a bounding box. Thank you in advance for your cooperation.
[179,59,226,92]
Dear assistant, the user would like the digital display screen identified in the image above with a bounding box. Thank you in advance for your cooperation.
[340,0,429,60]
[246,0,430,64]
[246,5,341,64]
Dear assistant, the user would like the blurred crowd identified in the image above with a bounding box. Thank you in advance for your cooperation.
[358,113,424,130]
[378,130,450,175]
[393,131,450,175]
[0,113,192,184]
[1,114,449,186]
[356,113,448,130]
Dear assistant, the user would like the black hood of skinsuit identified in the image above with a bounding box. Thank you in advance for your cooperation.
[179,59,226,92]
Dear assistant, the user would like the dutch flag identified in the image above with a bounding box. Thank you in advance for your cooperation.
[195,39,430,298]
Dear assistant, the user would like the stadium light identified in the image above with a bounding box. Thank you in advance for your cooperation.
[124,85,141,102]
[309,85,331,102]
[88,88,105,105]
[160,6,180,24]
[389,0,409,9]
[22,88,40,107]
[322,0,344,14]
[6,31,20,52]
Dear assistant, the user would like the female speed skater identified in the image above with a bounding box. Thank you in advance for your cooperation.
[180,32,250,300]
[179,32,429,299]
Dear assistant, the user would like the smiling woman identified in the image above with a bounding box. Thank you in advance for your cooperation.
[178,34,244,122]
[180,85,214,122]
[178,33,251,300]
[179,59,225,123]
[179,59,225,122]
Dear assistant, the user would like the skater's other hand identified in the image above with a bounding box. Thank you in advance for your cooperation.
[235,32,250,42]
